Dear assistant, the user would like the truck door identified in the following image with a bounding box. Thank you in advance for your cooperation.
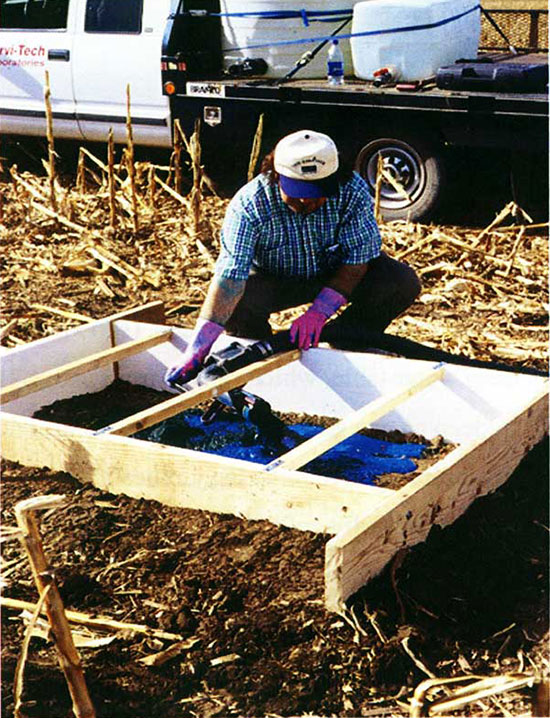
[0,0,82,140]
[71,0,172,147]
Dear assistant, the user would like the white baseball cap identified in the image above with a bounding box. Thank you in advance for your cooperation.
[274,130,339,198]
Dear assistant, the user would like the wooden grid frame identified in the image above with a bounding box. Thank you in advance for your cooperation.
[1,302,548,612]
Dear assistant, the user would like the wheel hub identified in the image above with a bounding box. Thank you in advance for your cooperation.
[365,146,425,208]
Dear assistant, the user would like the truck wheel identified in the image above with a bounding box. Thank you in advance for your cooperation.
[355,136,445,222]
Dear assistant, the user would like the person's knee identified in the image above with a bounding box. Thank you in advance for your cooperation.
[401,265,421,307]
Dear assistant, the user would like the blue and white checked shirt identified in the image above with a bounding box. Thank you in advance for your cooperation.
[215,171,381,281]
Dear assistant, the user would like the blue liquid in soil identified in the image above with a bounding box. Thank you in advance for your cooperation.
[138,410,426,486]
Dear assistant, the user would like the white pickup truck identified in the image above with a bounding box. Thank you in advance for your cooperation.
[0,0,172,147]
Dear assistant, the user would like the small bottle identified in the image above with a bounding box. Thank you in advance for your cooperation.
[327,39,345,86]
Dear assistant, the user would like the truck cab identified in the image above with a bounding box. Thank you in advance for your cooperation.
[0,0,172,146]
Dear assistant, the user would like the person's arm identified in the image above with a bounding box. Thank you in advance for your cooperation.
[165,276,246,388]
[290,262,370,350]
[327,262,369,297]
[199,276,247,325]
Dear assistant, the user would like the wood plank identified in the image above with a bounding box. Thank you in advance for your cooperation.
[1,330,172,404]
[0,413,395,535]
[102,349,301,436]
[324,384,549,612]
[266,365,445,472]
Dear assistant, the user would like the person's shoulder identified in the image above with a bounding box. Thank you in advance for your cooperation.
[233,174,273,202]
[229,174,275,213]
[339,171,372,204]
[345,171,370,193]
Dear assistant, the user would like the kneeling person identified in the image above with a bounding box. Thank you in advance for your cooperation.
[166,129,420,387]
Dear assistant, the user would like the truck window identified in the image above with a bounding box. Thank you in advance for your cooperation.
[0,0,69,29]
[84,0,143,34]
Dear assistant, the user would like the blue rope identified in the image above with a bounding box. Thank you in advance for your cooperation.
[223,3,480,52]
[214,9,352,27]
[216,9,352,19]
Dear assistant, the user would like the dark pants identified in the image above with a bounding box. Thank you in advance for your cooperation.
[225,252,421,340]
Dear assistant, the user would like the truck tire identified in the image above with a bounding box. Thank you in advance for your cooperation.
[355,135,445,222]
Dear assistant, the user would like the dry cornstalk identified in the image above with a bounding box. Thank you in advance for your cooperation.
[473,201,516,250]
[107,128,117,229]
[189,118,203,234]
[76,148,86,193]
[374,152,384,225]
[1,597,184,642]
[29,303,93,324]
[13,584,52,718]
[173,118,183,195]
[154,173,189,206]
[0,318,18,340]
[30,200,90,233]
[147,165,157,225]
[10,166,48,203]
[247,113,264,182]
[44,71,58,213]
[502,226,526,277]
[85,245,140,279]
[14,495,96,718]
[410,673,538,717]
[125,84,139,232]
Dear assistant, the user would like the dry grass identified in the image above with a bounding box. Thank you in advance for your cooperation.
[0,151,548,372]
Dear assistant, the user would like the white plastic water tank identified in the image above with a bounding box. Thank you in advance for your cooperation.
[220,1,358,79]
[351,0,481,82]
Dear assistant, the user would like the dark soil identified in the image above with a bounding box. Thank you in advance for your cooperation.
[1,381,548,717]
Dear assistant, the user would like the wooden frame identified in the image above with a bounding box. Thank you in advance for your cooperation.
[1,303,547,612]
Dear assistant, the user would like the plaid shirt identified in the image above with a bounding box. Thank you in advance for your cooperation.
[215,171,381,281]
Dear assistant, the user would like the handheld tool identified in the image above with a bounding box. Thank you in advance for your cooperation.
[170,339,290,445]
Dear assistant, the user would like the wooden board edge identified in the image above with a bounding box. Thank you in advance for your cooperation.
[324,385,549,612]
[0,413,395,535]
[1,329,172,404]
[267,364,444,472]
[108,301,166,326]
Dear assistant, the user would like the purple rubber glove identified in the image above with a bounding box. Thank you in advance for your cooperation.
[290,287,347,350]
[165,319,224,388]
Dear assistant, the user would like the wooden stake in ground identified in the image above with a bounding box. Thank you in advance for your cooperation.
[107,128,117,230]
[126,84,139,232]
[247,113,264,182]
[44,71,58,213]
[14,495,96,718]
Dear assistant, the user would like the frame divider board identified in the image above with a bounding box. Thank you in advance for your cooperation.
[0,329,172,404]
[265,364,445,472]
[101,349,301,436]
[0,412,396,535]
[324,382,549,612]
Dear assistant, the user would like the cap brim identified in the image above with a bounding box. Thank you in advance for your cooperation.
[279,173,339,199]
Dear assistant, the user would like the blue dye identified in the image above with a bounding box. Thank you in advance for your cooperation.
[138,410,425,486]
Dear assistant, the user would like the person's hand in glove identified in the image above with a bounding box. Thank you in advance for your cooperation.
[290,287,347,350]
[164,318,224,389]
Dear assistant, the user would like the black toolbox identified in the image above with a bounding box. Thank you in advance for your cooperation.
[436,53,548,93]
